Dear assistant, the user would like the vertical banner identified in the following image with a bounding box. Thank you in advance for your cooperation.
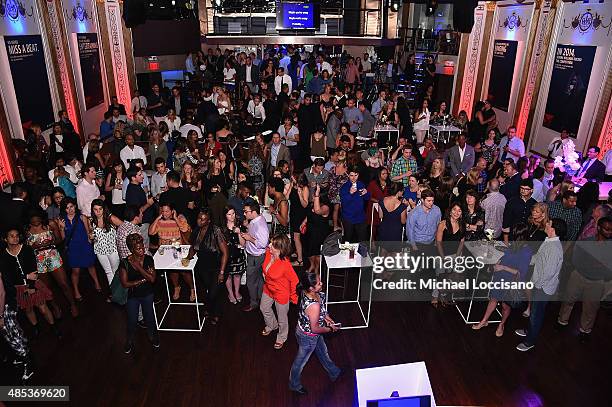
[543,44,596,134]
[77,33,105,110]
[486,40,518,112]
[4,35,55,128]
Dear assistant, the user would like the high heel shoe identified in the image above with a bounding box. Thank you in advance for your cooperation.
[173,286,181,301]
[472,321,489,330]
[190,289,196,302]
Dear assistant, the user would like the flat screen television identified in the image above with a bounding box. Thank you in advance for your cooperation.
[366,395,432,407]
[276,1,320,30]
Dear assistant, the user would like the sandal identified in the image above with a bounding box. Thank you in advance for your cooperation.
[472,321,489,330]
[190,289,196,302]
[173,286,181,301]
[236,296,243,303]
[495,325,504,337]
[274,342,284,350]
[261,328,272,336]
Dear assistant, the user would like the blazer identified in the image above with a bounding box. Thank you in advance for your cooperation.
[580,159,605,183]
[266,143,291,174]
[237,64,260,85]
[448,144,475,177]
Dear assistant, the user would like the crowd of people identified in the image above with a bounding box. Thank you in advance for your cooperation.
[1,45,611,391]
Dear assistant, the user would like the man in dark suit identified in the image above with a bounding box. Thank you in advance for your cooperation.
[237,56,260,94]
[266,132,291,175]
[500,160,521,200]
[0,182,32,234]
[574,146,606,184]
[169,86,189,118]
[448,133,475,177]
[195,88,220,134]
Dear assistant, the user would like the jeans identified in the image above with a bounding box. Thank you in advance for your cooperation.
[126,294,157,343]
[341,220,368,244]
[524,288,551,346]
[246,253,265,307]
[289,328,340,390]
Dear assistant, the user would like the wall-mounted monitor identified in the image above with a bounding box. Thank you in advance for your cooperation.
[276,1,320,30]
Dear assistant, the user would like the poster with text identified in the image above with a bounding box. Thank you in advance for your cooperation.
[77,33,104,110]
[543,44,596,134]
[486,40,518,112]
[4,35,55,129]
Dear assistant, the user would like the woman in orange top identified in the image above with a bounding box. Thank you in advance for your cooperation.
[260,234,299,350]
[149,203,194,301]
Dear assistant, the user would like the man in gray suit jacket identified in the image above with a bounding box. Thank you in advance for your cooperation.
[357,102,376,139]
[448,133,475,177]
[266,132,291,175]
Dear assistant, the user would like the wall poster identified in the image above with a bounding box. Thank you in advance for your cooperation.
[486,40,518,112]
[77,32,104,110]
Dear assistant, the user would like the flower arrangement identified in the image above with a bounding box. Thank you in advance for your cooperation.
[553,139,581,176]
[485,228,495,242]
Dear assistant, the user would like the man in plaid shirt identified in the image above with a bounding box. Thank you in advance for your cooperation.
[476,157,488,193]
[391,144,418,187]
[116,206,143,259]
[547,190,582,241]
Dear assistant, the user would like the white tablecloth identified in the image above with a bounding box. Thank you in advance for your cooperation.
[429,124,462,133]
[464,241,505,265]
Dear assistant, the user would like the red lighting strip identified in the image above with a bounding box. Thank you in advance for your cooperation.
[0,128,15,186]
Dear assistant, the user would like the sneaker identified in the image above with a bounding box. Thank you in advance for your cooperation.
[578,331,590,343]
[516,342,534,352]
[21,362,34,381]
[137,319,146,329]
[150,335,160,349]
[124,341,134,354]
[514,329,527,337]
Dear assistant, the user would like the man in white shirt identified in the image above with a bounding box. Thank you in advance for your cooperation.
[120,134,147,169]
[76,164,103,217]
[247,95,266,122]
[274,67,292,95]
[531,167,546,202]
[497,125,525,164]
[361,53,372,73]
[547,128,571,159]
[179,117,203,139]
[48,156,79,186]
[131,89,148,114]
[604,149,612,182]
[316,55,332,76]
[542,159,555,194]
[515,218,566,351]
[110,107,127,124]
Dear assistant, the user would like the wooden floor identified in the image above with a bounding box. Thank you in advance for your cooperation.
[3,277,612,407]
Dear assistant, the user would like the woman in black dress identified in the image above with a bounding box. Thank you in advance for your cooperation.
[302,185,331,275]
[223,205,246,304]
[462,190,485,241]
[205,157,229,227]
[290,173,309,267]
[187,209,229,325]
[468,101,487,145]
[433,202,465,307]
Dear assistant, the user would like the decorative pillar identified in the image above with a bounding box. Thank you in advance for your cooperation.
[598,97,612,157]
[516,0,552,141]
[457,2,487,118]
[104,0,132,114]
[45,0,80,133]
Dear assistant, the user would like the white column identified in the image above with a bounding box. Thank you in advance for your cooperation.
[46,0,80,132]
[457,2,487,118]
[104,0,132,115]
[516,0,553,140]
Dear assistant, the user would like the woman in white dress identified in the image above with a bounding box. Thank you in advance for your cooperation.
[413,99,431,145]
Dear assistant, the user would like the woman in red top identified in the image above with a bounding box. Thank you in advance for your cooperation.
[260,234,299,350]
[366,167,390,240]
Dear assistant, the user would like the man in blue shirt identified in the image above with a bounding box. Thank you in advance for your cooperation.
[406,189,441,256]
[99,112,115,142]
[339,167,371,243]
[342,98,363,133]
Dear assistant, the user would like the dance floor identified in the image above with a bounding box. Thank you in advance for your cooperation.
[3,278,611,407]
